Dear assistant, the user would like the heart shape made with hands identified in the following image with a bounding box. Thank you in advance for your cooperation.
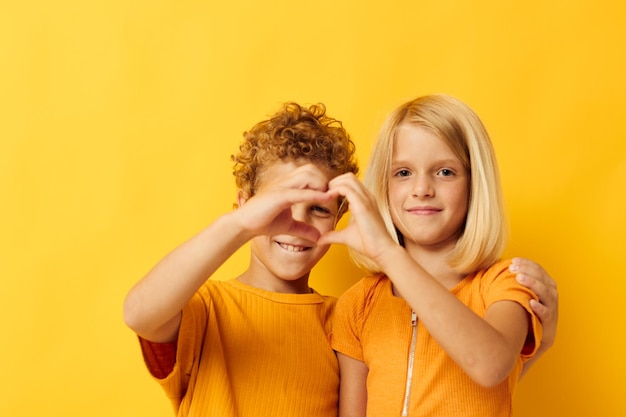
[239,165,364,247]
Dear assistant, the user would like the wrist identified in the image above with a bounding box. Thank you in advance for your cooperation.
[215,210,256,243]
[373,242,408,274]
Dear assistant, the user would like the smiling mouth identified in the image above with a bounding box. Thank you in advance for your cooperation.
[277,242,311,252]
[408,207,441,215]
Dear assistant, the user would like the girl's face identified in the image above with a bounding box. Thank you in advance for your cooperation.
[388,123,469,252]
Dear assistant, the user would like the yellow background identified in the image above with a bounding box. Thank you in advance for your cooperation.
[1,0,624,415]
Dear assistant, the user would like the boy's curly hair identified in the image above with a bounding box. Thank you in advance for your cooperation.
[232,102,359,213]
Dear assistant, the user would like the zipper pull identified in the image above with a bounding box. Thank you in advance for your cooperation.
[411,310,417,326]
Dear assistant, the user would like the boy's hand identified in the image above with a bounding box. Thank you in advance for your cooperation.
[509,258,559,350]
[236,163,336,243]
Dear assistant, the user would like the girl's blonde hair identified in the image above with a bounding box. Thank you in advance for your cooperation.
[353,94,507,275]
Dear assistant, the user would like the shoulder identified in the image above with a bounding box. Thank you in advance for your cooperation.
[466,259,517,291]
[184,279,240,315]
[338,274,388,304]
[473,259,514,281]
[470,259,537,306]
[335,274,389,320]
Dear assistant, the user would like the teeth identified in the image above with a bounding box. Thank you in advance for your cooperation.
[278,243,307,252]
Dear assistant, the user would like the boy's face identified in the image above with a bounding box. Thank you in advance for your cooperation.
[247,160,339,291]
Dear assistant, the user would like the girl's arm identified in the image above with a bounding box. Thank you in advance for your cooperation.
[379,248,530,387]
[322,174,532,387]
[123,164,334,343]
[337,353,368,417]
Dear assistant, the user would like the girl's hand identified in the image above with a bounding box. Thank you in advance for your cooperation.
[319,173,398,263]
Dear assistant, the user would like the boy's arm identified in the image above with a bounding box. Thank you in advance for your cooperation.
[123,211,254,343]
[509,258,559,378]
[123,163,335,343]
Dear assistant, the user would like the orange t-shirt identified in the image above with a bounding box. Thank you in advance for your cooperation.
[139,279,339,417]
[331,260,542,417]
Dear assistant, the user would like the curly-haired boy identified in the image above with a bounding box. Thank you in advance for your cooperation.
[124,102,359,417]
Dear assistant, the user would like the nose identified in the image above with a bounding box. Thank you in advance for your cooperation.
[412,174,434,198]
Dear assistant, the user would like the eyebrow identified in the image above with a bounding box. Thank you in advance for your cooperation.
[391,158,462,167]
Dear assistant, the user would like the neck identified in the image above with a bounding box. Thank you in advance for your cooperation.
[403,241,464,290]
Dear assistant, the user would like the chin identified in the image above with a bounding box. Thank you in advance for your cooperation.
[276,271,310,282]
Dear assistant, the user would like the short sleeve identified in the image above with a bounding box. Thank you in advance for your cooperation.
[481,261,543,360]
[330,280,367,361]
[138,337,177,379]
[153,290,210,403]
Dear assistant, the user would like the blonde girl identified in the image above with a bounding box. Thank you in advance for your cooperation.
[321,94,550,417]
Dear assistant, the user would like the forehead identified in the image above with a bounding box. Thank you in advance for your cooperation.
[393,123,459,162]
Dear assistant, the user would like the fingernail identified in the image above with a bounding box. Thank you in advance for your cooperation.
[509,264,519,272]
[516,274,527,284]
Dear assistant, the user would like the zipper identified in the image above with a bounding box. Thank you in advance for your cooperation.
[401,310,418,416]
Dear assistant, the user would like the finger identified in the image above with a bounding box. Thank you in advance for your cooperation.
[278,188,336,207]
[510,258,557,289]
[328,177,376,215]
[270,206,323,242]
[286,220,322,243]
[288,164,333,192]
[328,173,367,196]
[529,299,549,322]
[327,172,359,186]
[516,272,559,314]
[242,188,331,229]
[515,273,546,300]
[317,229,346,246]
[510,257,543,279]
[261,164,331,195]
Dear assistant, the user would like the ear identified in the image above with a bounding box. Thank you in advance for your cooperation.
[237,190,250,208]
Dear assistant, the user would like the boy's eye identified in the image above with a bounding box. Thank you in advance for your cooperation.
[312,205,332,216]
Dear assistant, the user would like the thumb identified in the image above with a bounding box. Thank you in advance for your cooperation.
[286,220,322,243]
[318,229,348,247]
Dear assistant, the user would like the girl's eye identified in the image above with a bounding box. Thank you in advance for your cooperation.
[395,169,411,177]
[438,169,454,177]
